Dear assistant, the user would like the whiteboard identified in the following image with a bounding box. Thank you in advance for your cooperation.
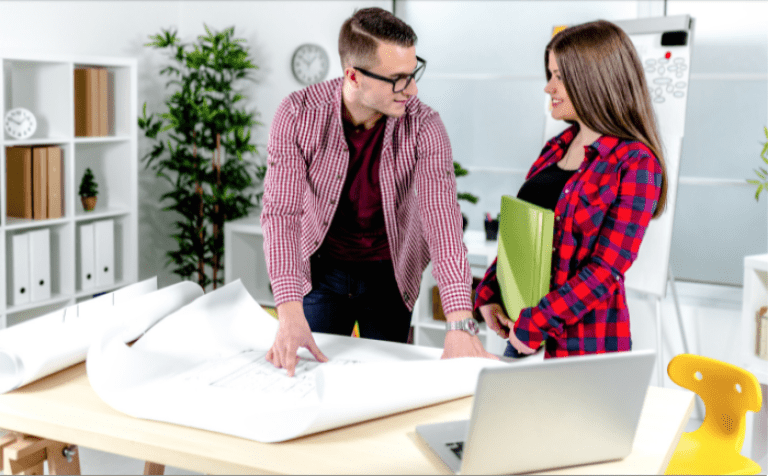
[544,15,694,298]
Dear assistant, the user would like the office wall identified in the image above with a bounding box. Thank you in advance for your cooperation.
[398,0,768,287]
[0,0,388,288]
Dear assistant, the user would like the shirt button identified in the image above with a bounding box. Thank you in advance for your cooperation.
[564,189,570,194]
[313,241,319,246]
[322,221,328,226]
[329,199,336,205]
[555,216,561,221]
[403,292,410,302]
[336,174,342,180]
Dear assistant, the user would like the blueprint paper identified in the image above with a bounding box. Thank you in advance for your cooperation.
[0,278,204,394]
[87,280,508,442]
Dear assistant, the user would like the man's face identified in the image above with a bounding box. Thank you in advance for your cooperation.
[356,42,419,118]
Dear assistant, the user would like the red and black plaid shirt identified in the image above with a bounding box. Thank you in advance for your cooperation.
[261,78,472,313]
[474,125,663,358]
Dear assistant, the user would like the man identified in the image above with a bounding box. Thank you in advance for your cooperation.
[262,7,496,376]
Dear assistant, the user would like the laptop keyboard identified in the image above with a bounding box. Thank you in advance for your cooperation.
[446,441,464,460]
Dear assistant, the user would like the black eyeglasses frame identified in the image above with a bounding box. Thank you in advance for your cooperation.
[353,56,427,93]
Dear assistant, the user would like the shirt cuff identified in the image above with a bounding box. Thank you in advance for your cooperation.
[513,309,548,350]
[439,282,473,315]
[269,275,305,308]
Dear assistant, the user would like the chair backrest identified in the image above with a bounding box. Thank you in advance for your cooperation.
[667,354,762,451]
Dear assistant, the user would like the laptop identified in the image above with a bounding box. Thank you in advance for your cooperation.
[416,349,656,474]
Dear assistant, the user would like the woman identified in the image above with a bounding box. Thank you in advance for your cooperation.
[474,20,668,359]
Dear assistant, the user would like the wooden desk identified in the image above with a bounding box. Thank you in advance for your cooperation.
[0,363,694,475]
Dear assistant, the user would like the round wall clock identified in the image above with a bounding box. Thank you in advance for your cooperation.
[4,107,37,140]
[291,43,330,86]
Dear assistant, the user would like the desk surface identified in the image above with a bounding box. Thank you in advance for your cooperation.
[0,363,694,475]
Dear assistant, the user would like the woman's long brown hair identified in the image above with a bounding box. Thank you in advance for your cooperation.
[547,20,668,218]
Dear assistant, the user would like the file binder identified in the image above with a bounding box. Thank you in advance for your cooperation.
[94,219,115,287]
[32,147,47,220]
[46,146,63,219]
[5,147,33,219]
[11,233,30,305]
[80,223,95,290]
[29,228,51,302]
[496,196,554,322]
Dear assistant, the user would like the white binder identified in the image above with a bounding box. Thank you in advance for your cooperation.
[29,228,52,302]
[11,233,31,305]
[80,223,96,290]
[94,219,115,287]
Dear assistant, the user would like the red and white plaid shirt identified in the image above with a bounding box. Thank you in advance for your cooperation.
[261,78,472,313]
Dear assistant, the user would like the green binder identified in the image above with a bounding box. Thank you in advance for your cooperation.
[497,196,554,322]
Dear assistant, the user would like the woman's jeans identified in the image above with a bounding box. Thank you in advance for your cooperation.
[303,253,413,343]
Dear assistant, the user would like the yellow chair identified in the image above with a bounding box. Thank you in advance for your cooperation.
[665,354,763,475]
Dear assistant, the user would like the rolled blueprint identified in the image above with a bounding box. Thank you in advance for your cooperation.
[0,279,204,394]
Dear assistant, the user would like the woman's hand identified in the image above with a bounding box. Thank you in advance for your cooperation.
[478,303,513,339]
[478,303,537,355]
[507,329,537,355]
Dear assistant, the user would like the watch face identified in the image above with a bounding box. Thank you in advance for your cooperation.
[4,107,37,140]
[291,44,330,86]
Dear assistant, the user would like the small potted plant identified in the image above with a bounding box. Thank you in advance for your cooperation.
[79,167,99,211]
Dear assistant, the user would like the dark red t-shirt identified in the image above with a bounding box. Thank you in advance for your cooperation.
[320,116,391,261]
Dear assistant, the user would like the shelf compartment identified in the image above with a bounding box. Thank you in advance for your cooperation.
[3,60,72,141]
[73,64,132,138]
[75,215,127,293]
[5,299,71,328]
[74,141,132,214]
[5,223,73,309]
[4,141,71,226]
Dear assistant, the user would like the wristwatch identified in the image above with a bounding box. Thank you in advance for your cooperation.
[445,318,480,336]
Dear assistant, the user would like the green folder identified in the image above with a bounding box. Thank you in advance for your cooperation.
[497,196,554,322]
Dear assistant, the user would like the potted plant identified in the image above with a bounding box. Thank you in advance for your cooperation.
[79,167,98,211]
[138,25,265,290]
[747,126,768,249]
[454,161,478,230]
[748,126,768,200]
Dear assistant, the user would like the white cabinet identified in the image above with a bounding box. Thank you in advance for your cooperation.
[224,214,274,307]
[1,53,138,328]
[742,254,768,385]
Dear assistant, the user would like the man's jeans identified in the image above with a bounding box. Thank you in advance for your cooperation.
[303,253,413,343]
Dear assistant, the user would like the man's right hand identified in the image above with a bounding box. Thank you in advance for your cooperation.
[266,301,328,377]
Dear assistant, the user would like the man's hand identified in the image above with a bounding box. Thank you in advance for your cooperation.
[440,311,499,360]
[478,303,512,339]
[266,301,328,376]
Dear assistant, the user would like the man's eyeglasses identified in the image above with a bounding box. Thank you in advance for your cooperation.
[354,56,427,93]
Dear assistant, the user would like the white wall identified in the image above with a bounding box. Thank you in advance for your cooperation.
[0,0,387,288]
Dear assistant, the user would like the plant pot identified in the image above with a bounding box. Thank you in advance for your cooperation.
[81,196,97,212]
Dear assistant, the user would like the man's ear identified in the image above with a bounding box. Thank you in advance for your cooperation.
[344,66,359,86]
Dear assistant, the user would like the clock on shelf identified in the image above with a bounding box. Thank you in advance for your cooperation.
[4,107,37,140]
[291,43,330,86]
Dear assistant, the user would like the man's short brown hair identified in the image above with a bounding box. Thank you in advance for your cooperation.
[338,7,417,69]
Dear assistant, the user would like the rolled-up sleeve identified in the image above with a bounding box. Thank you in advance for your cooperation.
[414,113,473,314]
[260,97,307,306]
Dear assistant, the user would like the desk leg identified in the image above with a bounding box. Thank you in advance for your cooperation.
[0,434,80,475]
[46,442,80,475]
[143,462,165,475]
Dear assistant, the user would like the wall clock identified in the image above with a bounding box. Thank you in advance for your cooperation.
[4,107,37,140]
[291,43,330,86]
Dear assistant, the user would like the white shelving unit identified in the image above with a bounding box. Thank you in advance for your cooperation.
[742,254,768,384]
[740,253,768,467]
[1,53,138,328]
